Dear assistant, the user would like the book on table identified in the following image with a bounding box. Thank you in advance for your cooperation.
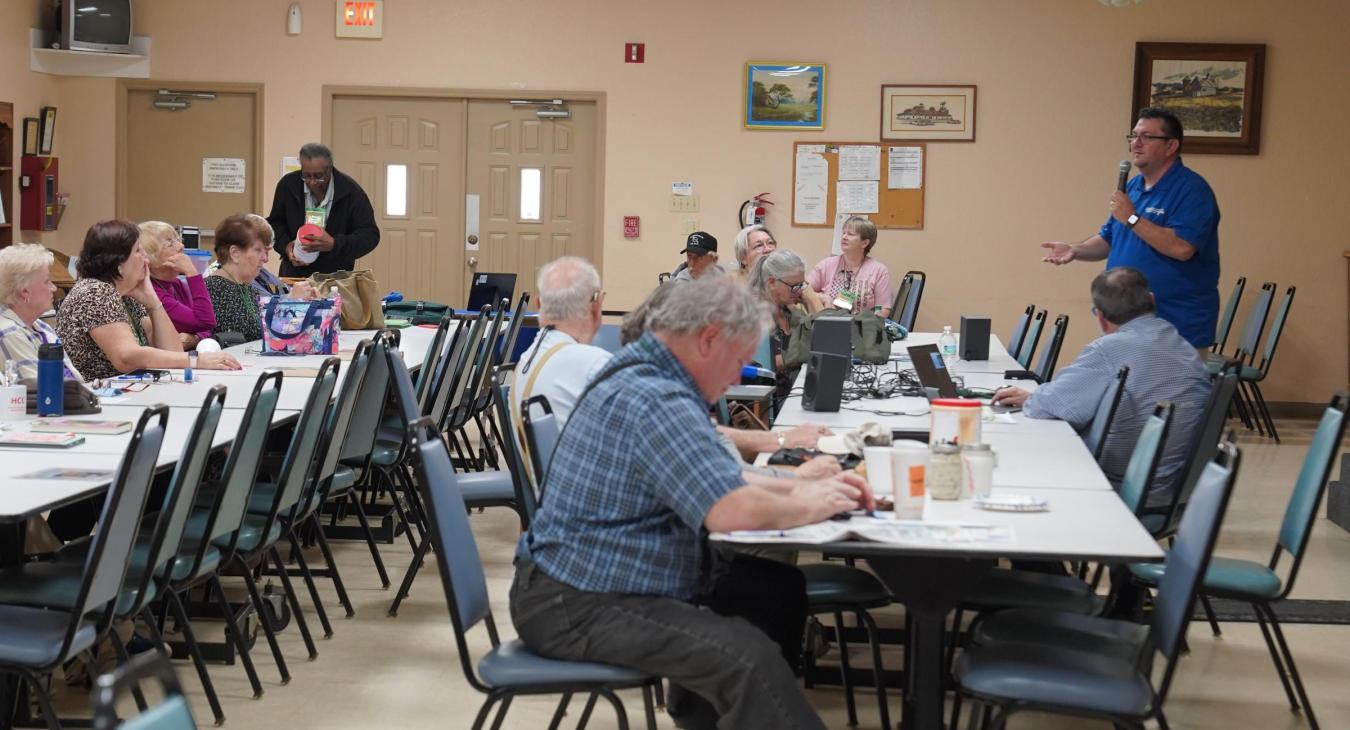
[30,418,133,435]
[712,516,1013,546]
[0,431,86,448]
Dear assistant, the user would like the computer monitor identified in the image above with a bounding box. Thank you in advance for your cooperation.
[907,344,959,399]
[467,273,517,312]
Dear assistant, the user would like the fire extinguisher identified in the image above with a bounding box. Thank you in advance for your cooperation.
[738,193,773,228]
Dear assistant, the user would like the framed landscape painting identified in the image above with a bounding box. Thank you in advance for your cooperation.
[1132,42,1266,155]
[745,63,825,130]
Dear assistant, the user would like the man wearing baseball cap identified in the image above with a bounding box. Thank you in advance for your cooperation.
[673,231,725,282]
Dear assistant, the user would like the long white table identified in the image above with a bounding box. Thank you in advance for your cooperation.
[0,326,439,526]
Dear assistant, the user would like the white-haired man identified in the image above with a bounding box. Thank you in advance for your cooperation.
[512,275,870,729]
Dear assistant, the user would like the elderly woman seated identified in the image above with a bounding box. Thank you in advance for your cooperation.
[748,249,812,399]
[206,214,316,342]
[139,220,216,350]
[0,243,82,380]
[56,220,241,380]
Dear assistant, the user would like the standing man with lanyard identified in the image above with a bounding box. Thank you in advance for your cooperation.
[266,142,381,277]
[1039,107,1221,350]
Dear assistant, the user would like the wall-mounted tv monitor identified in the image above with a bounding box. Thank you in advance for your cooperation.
[60,0,135,54]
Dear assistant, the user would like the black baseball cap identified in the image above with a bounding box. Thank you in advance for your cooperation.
[681,231,717,255]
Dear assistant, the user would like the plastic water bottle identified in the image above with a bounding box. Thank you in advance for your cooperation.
[37,343,65,416]
[939,326,958,369]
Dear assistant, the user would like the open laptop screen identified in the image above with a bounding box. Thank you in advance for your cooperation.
[467,273,517,311]
[907,344,959,399]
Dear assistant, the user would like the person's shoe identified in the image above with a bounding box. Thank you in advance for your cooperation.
[126,632,157,655]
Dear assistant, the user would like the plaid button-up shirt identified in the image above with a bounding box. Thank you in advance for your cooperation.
[0,305,81,381]
[518,332,745,600]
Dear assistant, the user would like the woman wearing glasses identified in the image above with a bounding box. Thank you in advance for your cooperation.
[138,220,216,350]
[747,250,811,399]
[56,220,242,380]
[206,214,317,343]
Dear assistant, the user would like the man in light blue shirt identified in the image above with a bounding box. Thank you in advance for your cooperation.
[993,267,1211,505]
[1040,108,1220,348]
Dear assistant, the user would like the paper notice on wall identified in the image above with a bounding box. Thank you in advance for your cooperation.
[836,180,879,214]
[838,145,881,181]
[830,212,850,255]
[280,156,301,177]
[672,181,694,196]
[888,146,923,189]
[202,158,246,194]
[794,152,829,225]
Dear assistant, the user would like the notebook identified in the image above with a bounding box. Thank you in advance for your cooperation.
[30,418,133,435]
[0,431,86,448]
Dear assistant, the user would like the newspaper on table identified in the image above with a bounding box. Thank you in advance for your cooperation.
[713,516,1013,546]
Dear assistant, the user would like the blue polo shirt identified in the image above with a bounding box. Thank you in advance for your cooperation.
[1100,158,1220,347]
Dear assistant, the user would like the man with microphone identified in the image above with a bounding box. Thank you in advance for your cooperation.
[1039,107,1221,351]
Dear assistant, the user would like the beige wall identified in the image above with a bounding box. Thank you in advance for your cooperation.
[3,0,1347,402]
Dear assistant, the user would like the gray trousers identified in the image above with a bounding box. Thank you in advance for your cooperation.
[510,559,825,730]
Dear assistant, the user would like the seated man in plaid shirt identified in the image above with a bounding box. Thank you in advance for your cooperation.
[511,275,871,730]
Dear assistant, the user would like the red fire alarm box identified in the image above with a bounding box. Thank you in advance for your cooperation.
[623,215,640,238]
[20,156,62,231]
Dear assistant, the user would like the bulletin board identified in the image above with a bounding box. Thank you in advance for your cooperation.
[791,141,925,229]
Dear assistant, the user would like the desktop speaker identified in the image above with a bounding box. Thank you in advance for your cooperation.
[811,316,853,357]
[960,315,990,361]
[802,352,848,412]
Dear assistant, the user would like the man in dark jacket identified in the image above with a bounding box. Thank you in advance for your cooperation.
[266,142,381,276]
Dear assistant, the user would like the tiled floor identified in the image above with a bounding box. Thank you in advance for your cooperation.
[53,418,1350,729]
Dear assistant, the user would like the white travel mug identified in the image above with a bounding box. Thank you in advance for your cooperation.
[961,444,998,498]
[863,446,895,498]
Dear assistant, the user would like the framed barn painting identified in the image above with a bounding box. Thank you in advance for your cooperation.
[1132,42,1265,155]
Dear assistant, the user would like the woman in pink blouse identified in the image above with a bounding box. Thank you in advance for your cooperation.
[807,215,892,316]
[139,221,217,349]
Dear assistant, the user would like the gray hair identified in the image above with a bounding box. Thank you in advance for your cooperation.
[646,275,769,344]
[1091,267,1156,325]
[733,224,776,270]
[137,221,179,265]
[746,249,805,302]
[536,256,601,321]
[298,142,333,164]
[0,243,54,305]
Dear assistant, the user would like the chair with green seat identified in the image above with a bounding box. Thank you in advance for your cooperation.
[0,406,166,730]
[952,442,1240,730]
[1013,308,1046,369]
[406,416,661,730]
[1085,366,1130,464]
[35,390,231,715]
[92,652,198,730]
[798,561,895,729]
[1005,304,1035,361]
[895,270,925,330]
[1151,367,1240,539]
[454,300,511,471]
[1031,314,1069,383]
[1236,285,1295,442]
[159,374,283,722]
[1208,280,1274,431]
[1212,275,1246,355]
[235,358,339,651]
[1130,391,1347,730]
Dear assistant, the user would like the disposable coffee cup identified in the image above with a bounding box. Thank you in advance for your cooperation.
[0,384,25,421]
[890,441,929,519]
[863,446,895,498]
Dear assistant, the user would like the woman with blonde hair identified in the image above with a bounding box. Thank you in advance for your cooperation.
[807,215,892,316]
[139,220,216,349]
[0,243,82,380]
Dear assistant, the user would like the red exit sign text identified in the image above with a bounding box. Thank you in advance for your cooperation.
[335,0,383,38]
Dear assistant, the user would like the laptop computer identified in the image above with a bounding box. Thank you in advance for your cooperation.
[466,272,517,312]
[909,343,1020,412]
[907,344,959,399]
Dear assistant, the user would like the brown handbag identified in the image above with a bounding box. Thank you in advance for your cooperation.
[307,269,382,329]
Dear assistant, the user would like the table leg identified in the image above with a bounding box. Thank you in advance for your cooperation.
[866,555,993,730]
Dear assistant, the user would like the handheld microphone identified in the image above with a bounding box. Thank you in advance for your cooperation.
[741,365,776,380]
[1117,160,1131,192]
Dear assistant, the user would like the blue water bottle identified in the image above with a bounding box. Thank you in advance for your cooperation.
[37,343,64,416]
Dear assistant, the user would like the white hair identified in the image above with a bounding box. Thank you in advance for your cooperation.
[733,224,775,270]
[536,256,601,322]
[137,221,178,265]
[746,249,806,302]
[647,275,768,344]
[0,243,54,305]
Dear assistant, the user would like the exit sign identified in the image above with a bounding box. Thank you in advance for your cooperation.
[336,0,383,38]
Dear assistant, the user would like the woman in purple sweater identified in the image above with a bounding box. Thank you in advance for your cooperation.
[139,221,216,349]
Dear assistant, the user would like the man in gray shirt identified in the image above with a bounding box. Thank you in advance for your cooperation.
[993,267,1211,506]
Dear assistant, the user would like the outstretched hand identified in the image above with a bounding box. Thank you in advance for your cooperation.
[1040,241,1077,265]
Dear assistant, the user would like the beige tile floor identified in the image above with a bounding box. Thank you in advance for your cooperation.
[53,417,1350,729]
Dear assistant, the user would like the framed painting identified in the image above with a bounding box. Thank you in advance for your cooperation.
[745,63,825,130]
[1132,42,1265,155]
[880,84,976,142]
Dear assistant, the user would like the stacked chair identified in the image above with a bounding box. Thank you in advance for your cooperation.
[1013,309,1047,369]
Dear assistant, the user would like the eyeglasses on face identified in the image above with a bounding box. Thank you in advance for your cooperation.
[778,280,806,293]
[1125,133,1174,144]
[301,171,330,182]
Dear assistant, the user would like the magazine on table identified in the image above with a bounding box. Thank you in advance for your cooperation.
[713,515,1013,546]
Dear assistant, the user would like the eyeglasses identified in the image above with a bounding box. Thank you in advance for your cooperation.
[779,280,806,293]
[301,171,330,182]
[590,290,606,302]
[1125,133,1174,144]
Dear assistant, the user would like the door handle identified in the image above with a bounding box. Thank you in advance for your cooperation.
[467,256,478,267]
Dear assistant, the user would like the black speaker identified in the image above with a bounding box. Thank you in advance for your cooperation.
[810,316,853,357]
[802,352,848,412]
[960,315,991,361]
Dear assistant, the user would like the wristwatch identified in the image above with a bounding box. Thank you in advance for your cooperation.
[1126,213,1140,229]
[776,432,787,450]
